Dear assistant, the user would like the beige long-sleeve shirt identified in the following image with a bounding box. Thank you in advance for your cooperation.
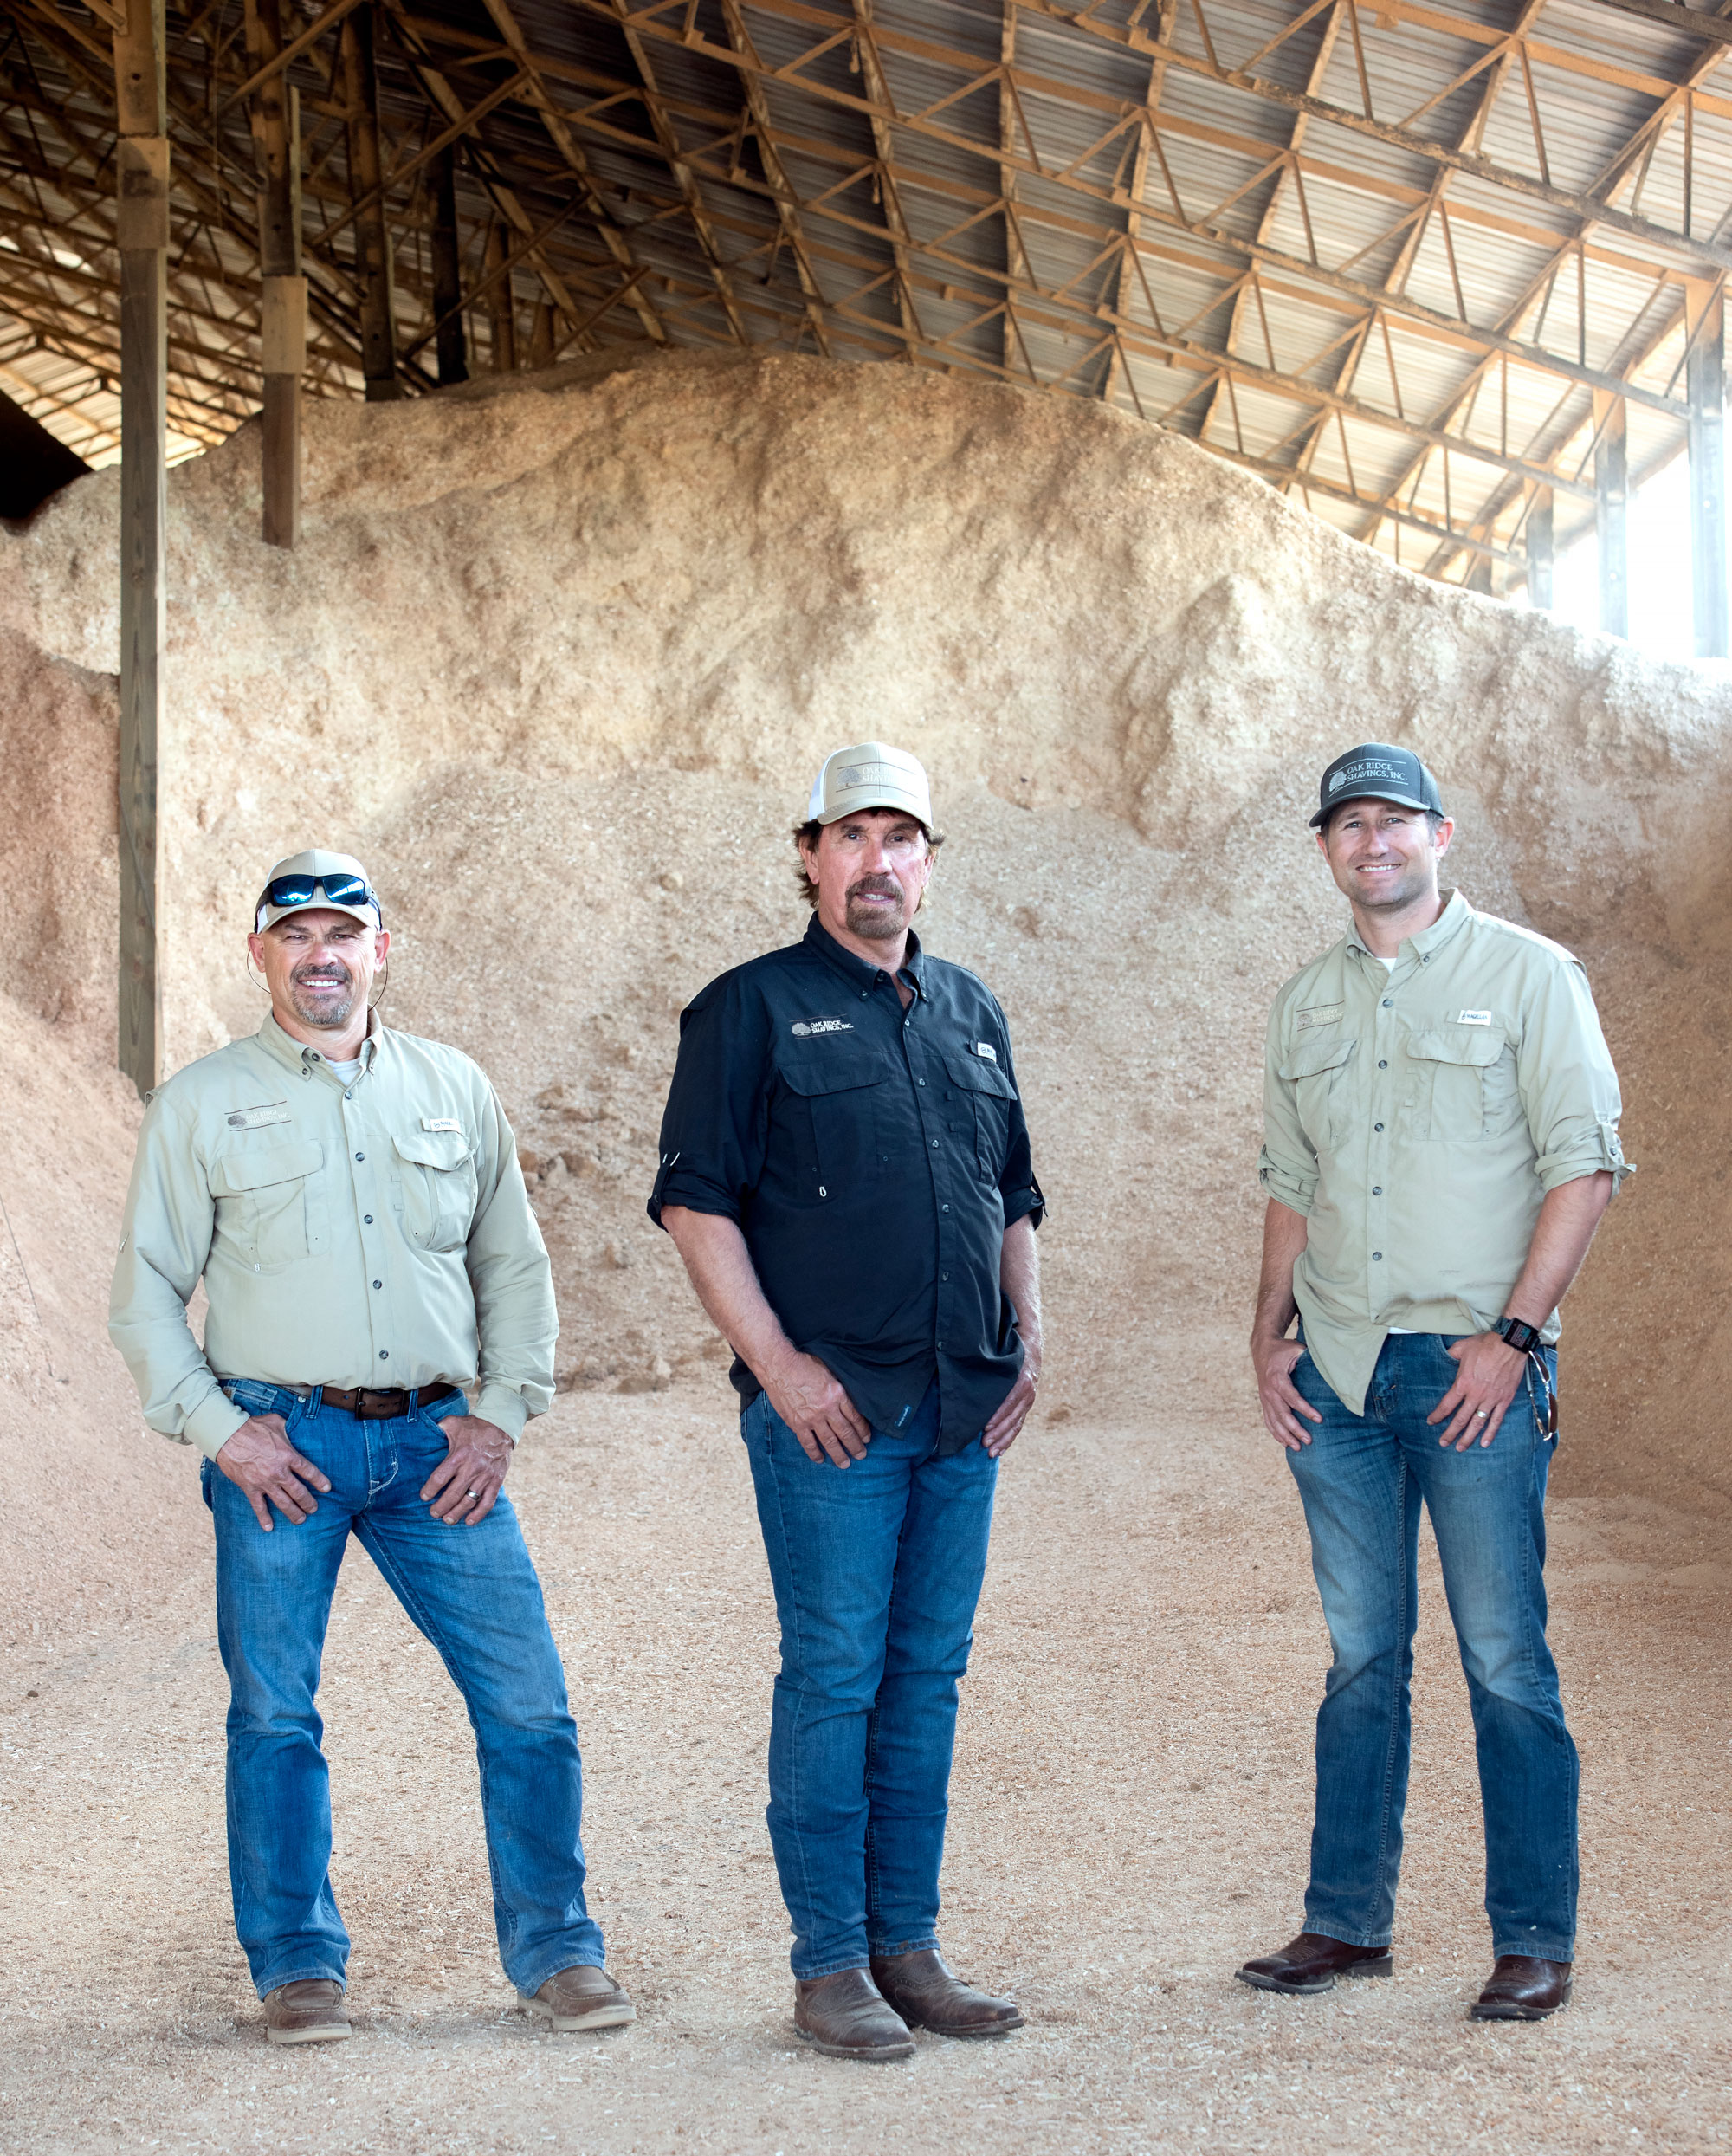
[1258,890,1631,1415]
[109,1013,556,1458]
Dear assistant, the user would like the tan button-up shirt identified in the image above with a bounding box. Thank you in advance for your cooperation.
[1258,890,1631,1415]
[109,1013,556,1458]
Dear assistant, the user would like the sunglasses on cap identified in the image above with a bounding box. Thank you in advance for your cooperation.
[257,872,380,916]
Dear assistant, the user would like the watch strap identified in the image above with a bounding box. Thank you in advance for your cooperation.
[1496,1315,1545,1355]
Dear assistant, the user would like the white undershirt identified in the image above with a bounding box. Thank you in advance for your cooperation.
[323,1055,364,1083]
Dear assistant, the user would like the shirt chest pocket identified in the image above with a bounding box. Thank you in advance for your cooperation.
[391,1130,479,1252]
[210,1140,325,1271]
[1401,1027,1513,1142]
[1277,1033,1356,1154]
[775,1053,894,1202]
[941,1050,1017,1182]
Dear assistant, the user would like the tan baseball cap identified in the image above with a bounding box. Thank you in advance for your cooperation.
[805,742,933,827]
[254,850,381,933]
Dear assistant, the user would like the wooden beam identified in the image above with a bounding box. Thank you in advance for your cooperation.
[1594,391,1629,638]
[482,216,516,369]
[1590,0,1732,48]
[1686,280,1728,657]
[713,0,833,355]
[853,0,921,359]
[429,142,468,383]
[244,0,306,543]
[112,0,166,1097]
[1526,482,1554,608]
[339,3,400,398]
[219,0,367,114]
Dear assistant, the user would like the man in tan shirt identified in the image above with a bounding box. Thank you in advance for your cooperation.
[110,851,630,2046]
[1243,748,1629,2023]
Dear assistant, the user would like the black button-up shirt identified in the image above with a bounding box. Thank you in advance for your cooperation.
[648,916,1044,1453]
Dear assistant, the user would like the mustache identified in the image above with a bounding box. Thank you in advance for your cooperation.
[291,960,355,985]
[847,877,902,899]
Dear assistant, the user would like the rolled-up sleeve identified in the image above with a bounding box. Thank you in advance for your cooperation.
[648,977,770,1227]
[466,1086,558,1440]
[1257,997,1320,1216]
[108,1091,248,1460]
[1520,958,1634,1195]
[992,1007,1044,1231]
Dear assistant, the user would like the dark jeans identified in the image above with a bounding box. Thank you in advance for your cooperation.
[1285,1332,1575,1961]
[202,1381,605,1997]
[740,1378,998,1978]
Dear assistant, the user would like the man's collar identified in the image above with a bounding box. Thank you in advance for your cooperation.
[258,1007,385,1076]
[1347,887,1472,962]
[803,914,927,996]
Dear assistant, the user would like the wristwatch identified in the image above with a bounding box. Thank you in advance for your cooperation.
[1495,1315,1545,1355]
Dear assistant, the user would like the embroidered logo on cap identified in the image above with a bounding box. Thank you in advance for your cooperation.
[1329,758,1406,793]
[791,1020,853,1037]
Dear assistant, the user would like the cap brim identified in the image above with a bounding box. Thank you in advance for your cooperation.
[257,897,380,930]
[1309,787,1431,827]
[815,787,931,825]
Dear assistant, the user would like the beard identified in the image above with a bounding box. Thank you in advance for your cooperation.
[1350,861,1430,910]
[288,963,359,1027]
[844,879,908,939]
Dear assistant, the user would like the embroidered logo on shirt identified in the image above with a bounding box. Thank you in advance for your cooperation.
[1296,1003,1345,1030]
[225,1102,290,1130]
[790,1020,854,1037]
[1457,1010,1494,1026]
[421,1117,463,1133]
[975,1041,998,1062]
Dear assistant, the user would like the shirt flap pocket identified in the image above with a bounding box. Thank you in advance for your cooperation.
[944,1049,1016,1098]
[1406,1026,1506,1067]
[777,1052,894,1097]
[211,1139,323,1194]
[1276,1034,1355,1083]
[393,1128,474,1170]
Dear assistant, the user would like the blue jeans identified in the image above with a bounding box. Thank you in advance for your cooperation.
[201,1381,605,1998]
[1286,1332,1576,1961]
[740,1380,998,1978]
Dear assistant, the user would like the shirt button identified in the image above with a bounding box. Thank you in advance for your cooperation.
[364,1214,373,1224]
[1377,1059,1387,1069]
[918,1078,926,1086]
[355,1151,365,1161]
[936,1340,944,1350]
[345,1090,352,1100]
[379,1350,390,1360]
[941,1272,948,1281]
[1381,998,1393,1008]
[1372,1251,1383,1261]
[940,1204,950,1214]
[931,1139,940,1149]
[1372,1186,1383,1196]
[373,1279,382,1289]
[1373,1123,1385,1132]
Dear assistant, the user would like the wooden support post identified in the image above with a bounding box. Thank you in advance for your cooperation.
[245,0,306,548]
[1686,282,1728,659]
[1527,484,1554,609]
[339,3,401,399]
[484,221,517,371]
[113,0,167,1097]
[430,145,468,385]
[1593,392,1628,639]
[527,299,555,371]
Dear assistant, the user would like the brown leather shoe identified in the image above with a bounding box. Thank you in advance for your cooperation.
[792,1969,915,2061]
[1236,1931,1394,1996]
[263,1978,351,2045]
[518,1965,636,2031]
[1470,1955,1573,2022]
[869,1949,1024,2038]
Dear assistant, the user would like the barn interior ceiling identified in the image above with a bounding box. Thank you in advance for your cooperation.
[3,0,1729,591]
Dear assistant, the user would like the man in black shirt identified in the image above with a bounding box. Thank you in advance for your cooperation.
[650,742,1044,2061]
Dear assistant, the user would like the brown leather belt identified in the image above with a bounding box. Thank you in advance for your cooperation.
[318,1385,418,1419]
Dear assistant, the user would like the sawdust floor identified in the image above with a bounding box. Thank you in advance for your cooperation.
[3,1364,1728,2155]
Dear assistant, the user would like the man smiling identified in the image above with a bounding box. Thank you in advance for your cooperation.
[1244,746,1631,2023]
[109,850,630,2044]
[650,745,1044,2060]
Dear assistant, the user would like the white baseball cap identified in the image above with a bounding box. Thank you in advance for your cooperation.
[254,850,381,933]
[805,742,933,827]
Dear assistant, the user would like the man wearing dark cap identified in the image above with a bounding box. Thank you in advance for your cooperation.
[650,745,1043,2061]
[1243,748,1630,2022]
[110,851,630,2044]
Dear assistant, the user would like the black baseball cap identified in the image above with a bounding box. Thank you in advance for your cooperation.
[1309,742,1445,829]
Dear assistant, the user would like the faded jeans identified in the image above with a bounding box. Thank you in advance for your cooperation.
[740,1378,998,1978]
[1286,1331,1576,1961]
[202,1380,604,1997]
